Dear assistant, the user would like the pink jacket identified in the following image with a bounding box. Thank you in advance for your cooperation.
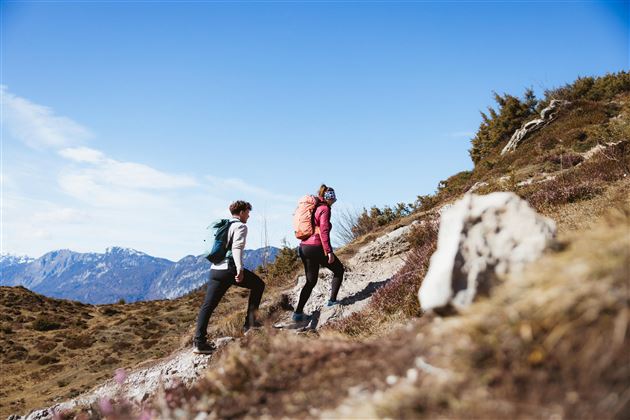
[300,203,333,255]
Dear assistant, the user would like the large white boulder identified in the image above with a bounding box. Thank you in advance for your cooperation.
[418,192,556,312]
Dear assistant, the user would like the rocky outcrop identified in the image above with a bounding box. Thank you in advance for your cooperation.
[354,223,417,263]
[418,192,556,312]
[501,100,570,155]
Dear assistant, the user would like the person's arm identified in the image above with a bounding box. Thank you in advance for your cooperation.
[232,223,247,281]
[317,206,333,258]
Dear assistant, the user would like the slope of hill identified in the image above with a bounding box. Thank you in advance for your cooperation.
[5,71,629,419]
[0,247,280,304]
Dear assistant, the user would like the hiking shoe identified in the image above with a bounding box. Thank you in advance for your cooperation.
[292,312,306,322]
[326,300,339,307]
[192,341,216,354]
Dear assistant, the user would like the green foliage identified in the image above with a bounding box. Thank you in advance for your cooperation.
[351,203,413,238]
[256,242,301,287]
[544,71,630,103]
[413,170,474,213]
[469,89,538,165]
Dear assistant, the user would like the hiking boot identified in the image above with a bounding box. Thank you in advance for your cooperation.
[192,340,216,354]
[326,300,339,307]
[292,312,307,322]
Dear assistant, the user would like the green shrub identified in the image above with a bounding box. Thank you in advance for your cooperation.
[351,203,413,238]
[256,243,301,287]
[544,71,630,103]
[469,89,538,165]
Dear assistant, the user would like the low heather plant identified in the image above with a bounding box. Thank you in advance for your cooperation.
[371,221,439,317]
[526,179,604,210]
[330,220,439,337]
[546,152,584,168]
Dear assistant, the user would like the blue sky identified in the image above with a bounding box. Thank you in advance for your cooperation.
[1,1,628,260]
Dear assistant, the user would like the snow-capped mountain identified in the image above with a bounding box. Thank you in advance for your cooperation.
[0,246,280,304]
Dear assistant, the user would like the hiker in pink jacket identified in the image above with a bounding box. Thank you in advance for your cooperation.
[293,184,345,322]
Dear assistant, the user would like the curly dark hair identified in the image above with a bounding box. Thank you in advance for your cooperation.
[229,200,252,215]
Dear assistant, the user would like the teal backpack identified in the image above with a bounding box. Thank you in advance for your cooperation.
[203,219,235,263]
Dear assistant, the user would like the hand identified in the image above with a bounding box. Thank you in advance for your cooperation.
[235,270,244,283]
[328,253,335,264]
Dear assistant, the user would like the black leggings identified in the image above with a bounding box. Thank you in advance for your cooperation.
[295,244,345,314]
[194,267,265,342]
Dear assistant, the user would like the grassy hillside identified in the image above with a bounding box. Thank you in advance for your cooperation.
[146,200,628,419]
[5,71,629,418]
[1,249,301,417]
[152,70,628,418]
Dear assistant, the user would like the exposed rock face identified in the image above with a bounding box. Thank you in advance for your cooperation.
[354,223,417,263]
[418,192,556,312]
[501,100,570,155]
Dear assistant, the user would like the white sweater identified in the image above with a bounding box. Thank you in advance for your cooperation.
[211,217,247,272]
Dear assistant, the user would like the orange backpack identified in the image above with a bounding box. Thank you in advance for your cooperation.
[293,195,321,240]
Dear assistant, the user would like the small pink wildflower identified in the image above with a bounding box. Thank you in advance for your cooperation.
[98,397,113,416]
[114,368,127,385]
[139,409,153,420]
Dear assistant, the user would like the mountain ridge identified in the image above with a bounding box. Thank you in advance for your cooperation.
[0,246,280,304]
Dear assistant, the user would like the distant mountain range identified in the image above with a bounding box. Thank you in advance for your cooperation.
[0,246,280,304]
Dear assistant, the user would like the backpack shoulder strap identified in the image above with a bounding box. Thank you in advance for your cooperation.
[312,198,324,229]
[226,220,238,251]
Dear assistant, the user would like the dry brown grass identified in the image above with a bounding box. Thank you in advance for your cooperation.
[0,274,288,417]
[150,328,421,419]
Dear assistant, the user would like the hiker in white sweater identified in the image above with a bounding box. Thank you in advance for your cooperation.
[193,200,266,354]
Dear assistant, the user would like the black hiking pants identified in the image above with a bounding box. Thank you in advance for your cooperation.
[194,266,265,343]
[295,244,345,314]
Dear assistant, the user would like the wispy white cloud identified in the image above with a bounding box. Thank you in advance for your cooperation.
[1,86,92,150]
[205,175,296,203]
[56,147,198,208]
[59,146,106,164]
[1,87,295,259]
[61,156,198,190]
